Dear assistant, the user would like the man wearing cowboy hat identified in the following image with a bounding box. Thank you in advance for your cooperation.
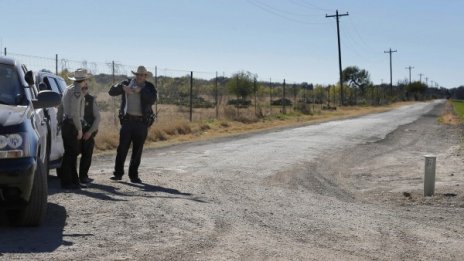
[109,65,157,183]
[58,68,91,190]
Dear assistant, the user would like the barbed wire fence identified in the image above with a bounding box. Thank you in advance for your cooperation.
[4,49,327,125]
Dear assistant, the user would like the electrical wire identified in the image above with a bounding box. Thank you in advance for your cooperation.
[246,0,327,25]
[289,0,332,12]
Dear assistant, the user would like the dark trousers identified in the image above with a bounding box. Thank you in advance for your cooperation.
[60,120,80,186]
[114,119,148,179]
[79,135,95,180]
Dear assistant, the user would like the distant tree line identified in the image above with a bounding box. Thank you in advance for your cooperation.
[56,65,457,115]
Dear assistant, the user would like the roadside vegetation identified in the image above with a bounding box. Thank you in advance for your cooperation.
[451,100,464,120]
[437,99,463,126]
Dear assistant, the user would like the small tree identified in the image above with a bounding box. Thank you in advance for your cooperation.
[342,66,372,96]
[226,71,255,100]
[406,81,428,100]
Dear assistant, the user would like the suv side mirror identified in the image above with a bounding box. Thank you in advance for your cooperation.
[32,90,61,109]
[25,70,35,85]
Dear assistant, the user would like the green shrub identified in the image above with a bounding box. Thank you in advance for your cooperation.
[271,98,292,106]
[227,99,251,108]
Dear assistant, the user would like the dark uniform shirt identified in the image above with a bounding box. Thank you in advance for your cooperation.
[83,94,101,134]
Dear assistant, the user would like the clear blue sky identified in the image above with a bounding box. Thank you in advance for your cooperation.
[1,0,462,88]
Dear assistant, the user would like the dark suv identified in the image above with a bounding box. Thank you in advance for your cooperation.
[0,57,61,226]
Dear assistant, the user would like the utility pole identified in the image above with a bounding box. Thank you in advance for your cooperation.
[405,66,414,84]
[384,48,397,95]
[326,9,349,105]
[425,77,428,86]
[419,73,423,83]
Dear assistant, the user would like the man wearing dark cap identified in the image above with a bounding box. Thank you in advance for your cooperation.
[109,66,157,183]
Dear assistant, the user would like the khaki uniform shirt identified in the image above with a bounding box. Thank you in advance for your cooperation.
[125,79,143,116]
[59,84,85,131]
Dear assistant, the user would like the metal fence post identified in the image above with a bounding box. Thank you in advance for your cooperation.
[269,78,272,115]
[155,66,158,117]
[282,79,286,114]
[254,77,257,115]
[189,71,193,122]
[215,71,218,119]
[112,61,117,126]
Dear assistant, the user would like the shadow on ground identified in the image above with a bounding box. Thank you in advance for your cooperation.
[0,203,68,253]
[121,182,208,203]
[48,174,207,203]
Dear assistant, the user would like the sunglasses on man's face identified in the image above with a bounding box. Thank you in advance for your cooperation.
[81,87,88,90]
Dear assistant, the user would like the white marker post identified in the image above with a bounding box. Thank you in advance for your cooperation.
[424,155,436,197]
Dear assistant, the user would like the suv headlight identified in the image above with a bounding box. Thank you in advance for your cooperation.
[0,133,30,159]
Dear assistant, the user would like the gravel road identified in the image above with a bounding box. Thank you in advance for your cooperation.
[1,100,463,260]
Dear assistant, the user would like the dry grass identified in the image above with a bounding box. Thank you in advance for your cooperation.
[92,100,421,153]
[439,100,461,126]
[94,111,120,151]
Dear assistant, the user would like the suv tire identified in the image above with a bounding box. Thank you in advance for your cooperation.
[8,160,48,226]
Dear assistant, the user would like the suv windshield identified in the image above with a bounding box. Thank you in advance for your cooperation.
[0,64,22,105]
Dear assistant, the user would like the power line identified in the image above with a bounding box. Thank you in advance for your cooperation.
[341,27,375,62]
[254,0,320,17]
[289,0,332,12]
[346,16,376,55]
[247,0,327,25]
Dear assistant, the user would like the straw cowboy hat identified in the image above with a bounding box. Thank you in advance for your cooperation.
[131,66,150,75]
[68,68,91,81]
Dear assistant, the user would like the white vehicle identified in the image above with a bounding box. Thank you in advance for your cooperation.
[35,70,66,175]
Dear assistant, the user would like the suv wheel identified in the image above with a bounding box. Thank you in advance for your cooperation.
[9,159,48,226]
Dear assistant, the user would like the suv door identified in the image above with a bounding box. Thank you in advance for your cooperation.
[42,76,64,167]
[37,73,65,171]
[24,68,48,168]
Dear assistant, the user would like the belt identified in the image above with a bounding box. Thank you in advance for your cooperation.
[124,114,144,121]
[63,118,87,127]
